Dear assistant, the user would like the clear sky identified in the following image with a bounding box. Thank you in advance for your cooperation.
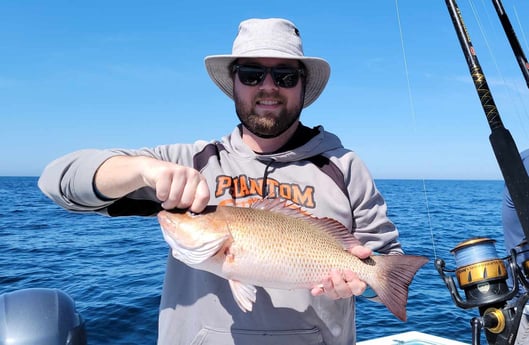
[2,0,529,179]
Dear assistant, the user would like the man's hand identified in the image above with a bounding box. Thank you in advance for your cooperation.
[310,245,372,299]
[94,156,210,213]
[141,159,209,212]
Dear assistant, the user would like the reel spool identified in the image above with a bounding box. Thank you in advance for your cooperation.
[450,238,510,307]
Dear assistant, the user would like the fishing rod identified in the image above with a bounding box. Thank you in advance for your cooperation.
[434,1,529,344]
[491,0,529,88]
[444,0,529,255]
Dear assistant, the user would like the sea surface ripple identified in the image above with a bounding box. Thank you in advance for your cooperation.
[0,177,505,344]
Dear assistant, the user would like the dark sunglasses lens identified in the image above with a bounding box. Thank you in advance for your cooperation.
[272,68,299,88]
[237,66,265,86]
[235,65,301,88]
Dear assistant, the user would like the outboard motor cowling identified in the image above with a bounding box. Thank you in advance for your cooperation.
[0,288,86,345]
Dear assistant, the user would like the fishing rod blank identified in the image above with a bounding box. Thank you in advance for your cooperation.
[445,0,529,250]
[491,0,529,88]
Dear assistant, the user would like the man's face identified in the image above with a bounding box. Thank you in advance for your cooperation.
[233,58,305,138]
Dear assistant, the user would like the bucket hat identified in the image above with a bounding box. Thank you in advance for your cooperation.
[205,18,330,108]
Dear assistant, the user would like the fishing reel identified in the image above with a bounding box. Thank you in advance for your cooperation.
[435,237,529,345]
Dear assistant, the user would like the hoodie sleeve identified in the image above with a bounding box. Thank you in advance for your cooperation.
[38,142,209,214]
[38,149,122,212]
[502,148,529,251]
[342,152,403,255]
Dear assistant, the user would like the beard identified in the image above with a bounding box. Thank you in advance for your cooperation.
[234,91,304,138]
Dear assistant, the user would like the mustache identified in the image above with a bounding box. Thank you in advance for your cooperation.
[254,91,284,102]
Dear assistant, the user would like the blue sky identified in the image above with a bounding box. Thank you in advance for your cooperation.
[2,0,529,179]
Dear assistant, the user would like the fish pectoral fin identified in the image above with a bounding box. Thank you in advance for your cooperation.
[228,279,257,312]
[161,227,229,265]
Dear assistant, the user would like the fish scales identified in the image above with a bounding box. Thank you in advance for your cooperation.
[218,205,356,288]
[158,198,428,321]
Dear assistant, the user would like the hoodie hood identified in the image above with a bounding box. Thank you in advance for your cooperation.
[220,125,344,163]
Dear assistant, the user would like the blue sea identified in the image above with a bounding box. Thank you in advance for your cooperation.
[0,177,508,344]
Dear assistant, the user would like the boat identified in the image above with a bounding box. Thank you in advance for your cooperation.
[358,331,469,345]
[0,288,87,344]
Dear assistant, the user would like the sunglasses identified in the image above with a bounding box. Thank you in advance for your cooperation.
[232,64,305,88]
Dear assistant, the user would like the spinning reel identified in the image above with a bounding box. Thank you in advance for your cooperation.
[435,238,529,345]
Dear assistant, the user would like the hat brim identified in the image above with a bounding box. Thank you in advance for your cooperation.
[204,54,330,108]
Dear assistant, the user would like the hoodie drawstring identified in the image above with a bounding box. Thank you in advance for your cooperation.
[262,160,275,198]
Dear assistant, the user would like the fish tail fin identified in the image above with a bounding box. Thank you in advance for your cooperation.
[363,254,429,322]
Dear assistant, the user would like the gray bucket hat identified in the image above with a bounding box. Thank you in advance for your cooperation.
[204,18,331,108]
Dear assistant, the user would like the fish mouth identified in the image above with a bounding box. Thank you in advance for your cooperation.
[156,209,207,233]
[156,210,186,235]
[157,210,169,218]
[158,208,187,214]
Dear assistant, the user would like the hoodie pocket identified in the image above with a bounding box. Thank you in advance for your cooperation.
[190,327,326,345]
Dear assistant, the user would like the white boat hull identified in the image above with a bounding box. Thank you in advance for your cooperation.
[357,331,469,345]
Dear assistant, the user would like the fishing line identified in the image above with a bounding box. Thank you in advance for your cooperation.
[469,0,529,139]
[512,2,529,55]
[474,0,527,123]
[511,1,529,134]
[421,182,436,259]
[468,0,500,73]
[395,0,437,259]
[395,0,417,129]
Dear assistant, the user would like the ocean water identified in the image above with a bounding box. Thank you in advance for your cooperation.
[0,177,507,344]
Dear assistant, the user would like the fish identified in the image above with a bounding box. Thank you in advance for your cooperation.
[157,198,428,321]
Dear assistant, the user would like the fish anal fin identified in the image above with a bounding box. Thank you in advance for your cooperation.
[363,254,429,322]
[228,279,257,312]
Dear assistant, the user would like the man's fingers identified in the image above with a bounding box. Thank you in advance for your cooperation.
[349,245,372,259]
[189,179,210,213]
[310,284,325,297]
[322,275,337,299]
[313,269,368,300]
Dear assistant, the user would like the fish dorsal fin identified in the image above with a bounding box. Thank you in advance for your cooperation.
[249,198,307,218]
[306,216,361,250]
[249,198,360,250]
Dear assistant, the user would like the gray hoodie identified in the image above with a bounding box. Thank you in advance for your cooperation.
[39,125,402,345]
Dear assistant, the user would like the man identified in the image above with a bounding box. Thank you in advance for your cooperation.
[502,149,529,344]
[39,18,403,345]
